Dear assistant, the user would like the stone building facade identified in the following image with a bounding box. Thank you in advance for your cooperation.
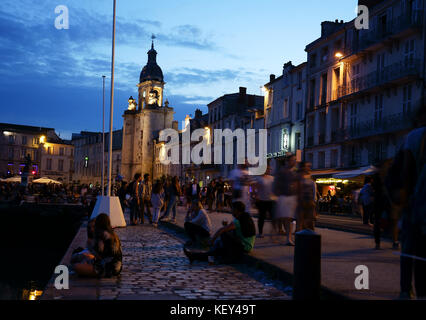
[72,130,122,185]
[263,61,307,166]
[304,0,425,172]
[0,123,74,183]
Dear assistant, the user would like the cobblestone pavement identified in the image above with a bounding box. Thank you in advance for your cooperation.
[93,224,290,300]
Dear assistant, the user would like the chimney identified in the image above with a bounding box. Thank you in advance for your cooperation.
[270,74,276,82]
[194,109,202,119]
[172,121,178,131]
[239,87,247,102]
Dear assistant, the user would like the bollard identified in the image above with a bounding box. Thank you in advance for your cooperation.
[293,229,321,300]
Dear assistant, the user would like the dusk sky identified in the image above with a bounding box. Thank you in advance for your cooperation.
[0,0,357,139]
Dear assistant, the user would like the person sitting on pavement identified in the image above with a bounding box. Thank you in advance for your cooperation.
[70,218,96,264]
[184,200,212,248]
[72,213,122,278]
[183,201,256,264]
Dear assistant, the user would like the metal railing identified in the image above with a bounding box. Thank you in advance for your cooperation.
[356,10,423,52]
[345,110,414,140]
[336,59,420,98]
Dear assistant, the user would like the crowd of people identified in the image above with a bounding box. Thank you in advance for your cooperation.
[2,107,425,299]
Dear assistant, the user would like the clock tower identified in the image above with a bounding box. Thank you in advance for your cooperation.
[121,39,175,181]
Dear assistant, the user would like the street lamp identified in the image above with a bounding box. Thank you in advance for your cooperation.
[335,52,343,59]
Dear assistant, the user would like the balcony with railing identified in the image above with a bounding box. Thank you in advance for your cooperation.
[345,110,415,140]
[355,10,423,53]
[336,58,420,99]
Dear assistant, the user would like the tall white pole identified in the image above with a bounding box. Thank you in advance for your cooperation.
[102,75,106,196]
[107,0,116,197]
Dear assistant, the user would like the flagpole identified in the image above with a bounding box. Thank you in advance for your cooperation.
[101,75,106,196]
[107,0,116,197]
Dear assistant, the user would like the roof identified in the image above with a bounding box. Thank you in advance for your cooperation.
[0,123,54,134]
[208,92,264,118]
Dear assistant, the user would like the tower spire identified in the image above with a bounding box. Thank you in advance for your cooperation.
[151,34,156,49]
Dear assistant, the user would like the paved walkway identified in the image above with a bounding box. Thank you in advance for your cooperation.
[171,206,401,300]
[42,213,289,300]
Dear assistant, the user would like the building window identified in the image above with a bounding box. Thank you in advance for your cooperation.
[22,136,27,145]
[310,53,317,68]
[377,53,385,81]
[321,46,329,64]
[297,72,302,89]
[374,94,383,126]
[403,84,412,115]
[295,132,301,150]
[58,159,64,172]
[296,102,303,120]
[320,73,328,105]
[283,99,289,119]
[318,152,325,169]
[59,147,64,156]
[47,147,52,155]
[351,145,358,165]
[309,79,316,108]
[21,148,26,159]
[70,148,74,157]
[8,135,15,144]
[404,39,415,67]
[8,148,14,160]
[307,153,313,166]
[350,103,358,129]
[331,149,338,168]
[46,159,52,170]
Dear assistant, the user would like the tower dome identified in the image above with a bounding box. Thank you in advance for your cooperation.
[139,41,164,83]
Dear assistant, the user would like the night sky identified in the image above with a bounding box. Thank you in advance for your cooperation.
[0,0,357,139]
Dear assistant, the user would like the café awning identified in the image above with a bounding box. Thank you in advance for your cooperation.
[1,176,21,183]
[32,177,62,184]
[311,169,344,179]
[332,165,377,179]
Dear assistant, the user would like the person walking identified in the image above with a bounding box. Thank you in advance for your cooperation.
[254,165,275,238]
[215,177,225,212]
[371,171,391,250]
[151,181,164,228]
[273,154,299,246]
[206,179,216,211]
[359,176,374,225]
[160,176,181,223]
[139,174,153,224]
[189,178,201,201]
[296,162,317,231]
[129,173,142,226]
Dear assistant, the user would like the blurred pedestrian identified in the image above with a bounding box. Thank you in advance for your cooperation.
[151,181,164,228]
[254,165,274,238]
[359,176,374,225]
[386,110,426,299]
[273,154,298,245]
